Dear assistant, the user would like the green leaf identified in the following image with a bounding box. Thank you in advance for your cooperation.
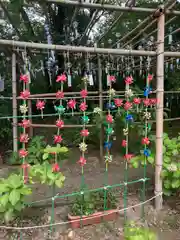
[14,202,23,211]
[19,187,32,196]
[173,171,180,178]
[147,156,154,164]
[0,194,9,207]
[161,170,169,178]
[55,174,65,188]
[0,204,5,213]
[42,153,49,160]
[172,149,178,156]
[9,189,20,206]
[164,156,171,163]
[163,188,172,196]
[4,209,14,223]
[164,180,171,189]
[131,161,139,168]
[171,179,180,189]
[8,174,22,189]
[0,184,9,194]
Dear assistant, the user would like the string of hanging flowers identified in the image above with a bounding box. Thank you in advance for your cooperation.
[19,74,31,184]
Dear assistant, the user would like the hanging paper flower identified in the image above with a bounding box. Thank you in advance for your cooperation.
[108,88,116,97]
[144,87,152,97]
[143,112,151,120]
[125,89,134,98]
[104,141,112,150]
[106,127,114,135]
[20,74,29,83]
[79,102,88,112]
[56,74,67,83]
[78,156,86,166]
[19,133,29,143]
[20,90,30,99]
[143,99,151,107]
[54,135,63,144]
[106,114,113,123]
[104,155,113,163]
[142,137,150,145]
[150,98,157,106]
[123,128,128,136]
[56,91,64,99]
[80,89,88,98]
[19,119,31,128]
[52,163,60,173]
[147,74,153,82]
[80,129,89,137]
[36,100,45,110]
[125,76,133,85]
[79,142,88,152]
[124,154,133,162]
[56,119,64,128]
[126,114,133,121]
[54,105,65,114]
[144,149,151,157]
[19,104,28,114]
[133,98,141,105]
[67,99,76,109]
[19,149,28,158]
[114,98,123,107]
[109,75,116,83]
[81,116,89,124]
[124,102,132,111]
[106,102,115,110]
[121,140,127,147]
[93,107,102,114]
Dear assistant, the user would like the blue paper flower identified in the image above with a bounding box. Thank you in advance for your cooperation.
[144,87,152,97]
[144,149,151,157]
[104,141,112,150]
[126,114,133,121]
[105,102,116,110]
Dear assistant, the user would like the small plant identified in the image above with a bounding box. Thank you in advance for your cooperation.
[71,190,117,216]
[124,221,157,240]
[42,144,69,162]
[0,174,32,222]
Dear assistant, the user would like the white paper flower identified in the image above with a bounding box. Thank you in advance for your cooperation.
[79,142,87,152]
[125,89,133,98]
[93,107,102,114]
[123,128,128,136]
[143,112,151,120]
[20,104,28,114]
[104,155,113,163]
[108,88,116,97]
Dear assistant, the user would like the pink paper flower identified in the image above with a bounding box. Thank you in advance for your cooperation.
[54,135,63,144]
[79,102,88,112]
[19,133,29,143]
[124,154,133,162]
[56,74,67,83]
[36,100,45,110]
[109,75,116,83]
[106,114,113,123]
[150,98,157,106]
[125,76,133,85]
[56,119,64,128]
[67,99,76,109]
[80,89,88,98]
[56,91,64,99]
[19,149,28,158]
[78,156,86,166]
[19,119,31,128]
[121,140,127,147]
[124,102,132,111]
[147,74,153,82]
[52,163,60,173]
[142,137,150,145]
[20,90,30,99]
[80,129,89,137]
[114,98,123,107]
[20,74,29,83]
[133,98,141,105]
[143,99,150,107]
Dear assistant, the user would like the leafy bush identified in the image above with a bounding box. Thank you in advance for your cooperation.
[124,221,157,240]
[71,190,117,216]
[0,174,32,222]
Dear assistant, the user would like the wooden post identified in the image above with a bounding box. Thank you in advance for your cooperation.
[98,56,103,162]
[12,52,18,152]
[155,11,165,210]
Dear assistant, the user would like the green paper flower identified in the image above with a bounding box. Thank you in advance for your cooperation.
[106,127,114,135]
[81,115,89,124]
[54,105,65,114]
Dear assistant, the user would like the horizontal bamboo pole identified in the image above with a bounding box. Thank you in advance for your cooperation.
[46,0,180,16]
[31,124,94,128]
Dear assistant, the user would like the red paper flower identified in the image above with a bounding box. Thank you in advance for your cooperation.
[78,156,86,166]
[106,114,113,123]
[109,75,116,83]
[20,74,29,83]
[124,102,132,110]
[52,163,60,173]
[124,154,133,162]
[19,149,28,158]
[147,74,153,81]
[80,89,88,98]
[79,102,88,112]
[54,135,63,144]
[20,90,30,99]
[143,99,150,107]
[56,74,67,83]
[80,129,89,137]
[142,137,150,145]
[56,119,64,128]
[133,98,141,105]
[114,98,123,107]
[36,100,45,110]
[125,76,133,85]
[150,98,157,105]
[67,99,76,109]
[56,91,64,99]
[121,140,127,147]
[19,119,31,128]
[19,133,29,143]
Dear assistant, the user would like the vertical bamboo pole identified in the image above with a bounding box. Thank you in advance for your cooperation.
[12,52,18,152]
[155,11,165,210]
[98,56,103,162]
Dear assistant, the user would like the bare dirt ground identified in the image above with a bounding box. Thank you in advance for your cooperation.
[0,148,180,239]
